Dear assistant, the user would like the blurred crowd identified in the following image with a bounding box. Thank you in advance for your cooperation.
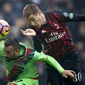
[0,0,85,85]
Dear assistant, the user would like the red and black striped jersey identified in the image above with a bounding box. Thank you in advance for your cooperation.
[31,10,85,60]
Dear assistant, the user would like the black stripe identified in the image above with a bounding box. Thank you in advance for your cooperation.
[47,14,63,51]
[52,13,66,46]
[53,13,66,28]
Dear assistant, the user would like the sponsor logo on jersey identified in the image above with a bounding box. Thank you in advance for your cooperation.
[45,31,66,43]
[63,12,69,17]
[63,12,74,19]
[53,22,59,29]
[42,30,46,34]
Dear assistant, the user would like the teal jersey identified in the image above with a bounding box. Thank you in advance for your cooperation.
[6,43,39,81]
[0,40,6,63]
[0,41,64,82]
[0,41,38,81]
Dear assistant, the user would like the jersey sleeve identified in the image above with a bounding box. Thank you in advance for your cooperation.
[54,10,85,22]
[25,48,35,58]
[32,51,64,74]
[0,41,6,63]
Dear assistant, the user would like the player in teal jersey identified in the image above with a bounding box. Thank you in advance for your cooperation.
[0,37,75,85]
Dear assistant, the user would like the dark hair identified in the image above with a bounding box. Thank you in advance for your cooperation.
[5,37,20,50]
[23,4,41,18]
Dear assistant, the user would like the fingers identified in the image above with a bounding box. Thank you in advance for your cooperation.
[69,73,74,78]
[21,29,27,36]
[68,70,77,79]
[26,29,29,31]
[21,29,31,33]
[70,70,76,75]
[64,75,68,78]
[21,29,28,34]
[63,70,74,78]
[70,70,76,78]
[21,29,25,34]
[21,29,24,32]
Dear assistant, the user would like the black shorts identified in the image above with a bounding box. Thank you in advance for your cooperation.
[46,51,83,85]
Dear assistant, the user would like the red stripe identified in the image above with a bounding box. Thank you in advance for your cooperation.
[7,65,18,81]
[26,48,31,56]
[32,77,39,80]
[48,14,64,52]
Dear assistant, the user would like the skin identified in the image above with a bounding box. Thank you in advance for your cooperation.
[4,45,19,60]
[27,13,46,28]
[21,12,47,36]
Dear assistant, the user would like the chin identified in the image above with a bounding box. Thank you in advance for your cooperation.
[35,26,41,28]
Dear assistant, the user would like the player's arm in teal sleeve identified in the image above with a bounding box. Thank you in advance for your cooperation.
[45,53,65,74]
[32,51,64,74]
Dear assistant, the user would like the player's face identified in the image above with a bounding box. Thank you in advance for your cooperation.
[4,45,18,60]
[27,13,44,28]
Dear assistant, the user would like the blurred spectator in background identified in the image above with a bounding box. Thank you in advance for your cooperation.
[0,62,7,85]
[10,17,34,47]
[76,22,85,41]
[73,0,85,13]
[75,41,85,54]
[12,0,24,16]
[1,2,15,26]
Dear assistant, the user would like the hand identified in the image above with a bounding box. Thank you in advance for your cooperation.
[21,29,36,36]
[62,70,76,79]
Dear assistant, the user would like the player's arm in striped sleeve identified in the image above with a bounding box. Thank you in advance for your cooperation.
[54,10,85,22]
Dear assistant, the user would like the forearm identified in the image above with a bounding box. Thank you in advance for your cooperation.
[72,14,85,22]
[56,11,85,22]
[46,55,64,74]
[63,12,85,22]
[33,51,64,74]
[33,51,75,79]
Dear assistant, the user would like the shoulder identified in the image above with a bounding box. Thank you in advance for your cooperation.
[44,10,62,15]
[19,42,32,49]
[0,40,5,49]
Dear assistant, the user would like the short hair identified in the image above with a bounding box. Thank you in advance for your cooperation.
[5,37,20,50]
[23,4,41,18]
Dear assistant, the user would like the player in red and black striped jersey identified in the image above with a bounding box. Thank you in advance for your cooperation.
[22,4,85,85]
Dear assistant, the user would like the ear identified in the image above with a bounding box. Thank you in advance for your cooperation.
[15,49,19,56]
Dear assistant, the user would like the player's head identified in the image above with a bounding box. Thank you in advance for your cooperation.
[23,4,46,28]
[4,37,20,59]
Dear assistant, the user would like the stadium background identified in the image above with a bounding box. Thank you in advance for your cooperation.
[0,0,85,85]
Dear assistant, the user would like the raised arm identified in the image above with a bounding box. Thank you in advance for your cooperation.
[54,10,85,22]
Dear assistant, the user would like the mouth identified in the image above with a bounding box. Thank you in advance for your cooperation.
[5,56,9,58]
